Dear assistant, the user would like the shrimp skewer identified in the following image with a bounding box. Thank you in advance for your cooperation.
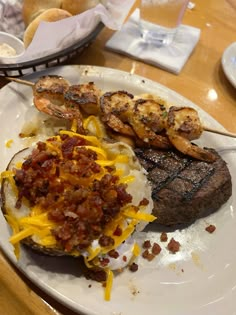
[101,93,215,161]
[13,75,218,162]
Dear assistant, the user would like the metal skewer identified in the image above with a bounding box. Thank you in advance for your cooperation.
[5,76,236,139]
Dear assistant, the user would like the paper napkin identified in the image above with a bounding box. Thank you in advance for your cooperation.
[105,9,201,74]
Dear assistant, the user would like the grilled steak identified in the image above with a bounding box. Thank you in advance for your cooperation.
[135,147,232,225]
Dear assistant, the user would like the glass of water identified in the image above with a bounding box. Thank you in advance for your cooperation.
[139,0,189,46]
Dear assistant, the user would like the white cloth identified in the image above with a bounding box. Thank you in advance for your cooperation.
[0,0,24,39]
[105,9,201,74]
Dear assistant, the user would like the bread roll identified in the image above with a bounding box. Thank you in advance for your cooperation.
[61,0,100,15]
[23,8,72,48]
[22,0,63,26]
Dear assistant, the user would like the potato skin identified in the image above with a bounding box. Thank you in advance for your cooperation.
[23,238,75,257]
[1,148,29,215]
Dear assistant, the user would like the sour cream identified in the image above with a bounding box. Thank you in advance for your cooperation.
[99,238,136,270]
[0,43,16,57]
[82,237,136,270]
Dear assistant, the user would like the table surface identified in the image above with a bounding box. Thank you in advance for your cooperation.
[0,0,235,314]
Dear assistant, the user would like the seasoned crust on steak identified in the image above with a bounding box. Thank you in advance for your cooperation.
[135,147,232,226]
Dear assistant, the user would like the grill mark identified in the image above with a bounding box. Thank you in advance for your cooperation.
[151,159,191,201]
[135,148,216,202]
[180,167,215,201]
[175,164,215,201]
[135,148,190,192]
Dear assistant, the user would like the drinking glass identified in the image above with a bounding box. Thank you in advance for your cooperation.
[139,0,189,46]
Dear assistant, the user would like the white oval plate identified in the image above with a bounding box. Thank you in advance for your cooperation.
[0,65,236,315]
[222,42,236,88]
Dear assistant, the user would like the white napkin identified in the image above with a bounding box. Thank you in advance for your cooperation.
[0,0,24,38]
[105,9,201,74]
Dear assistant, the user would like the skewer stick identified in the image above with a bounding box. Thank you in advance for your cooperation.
[5,77,34,87]
[5,76,236,139]
[203,126,236,138]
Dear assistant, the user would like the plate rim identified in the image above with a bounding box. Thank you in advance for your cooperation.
[0,64,236,315]
[221,41,236,88]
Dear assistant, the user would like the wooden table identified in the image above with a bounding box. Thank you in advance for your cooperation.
[0,0,235,314]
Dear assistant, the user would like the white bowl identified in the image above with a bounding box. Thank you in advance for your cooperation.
[0,31,25,64]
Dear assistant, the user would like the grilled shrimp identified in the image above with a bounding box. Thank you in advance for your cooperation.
[133,98,167,133]
[166,106,216,162]
[128,98,171,149]
[100,92,215,161]
[33,76,101,134]
[100,92,171,148]
[33,75,70,118]
[167,106,203,140]
[64,82,101,115]
[100,91,135,136]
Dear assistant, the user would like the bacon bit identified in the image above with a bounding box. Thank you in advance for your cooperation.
[108,249,119,259]
[151,242,161,256]
[205,224,216,233]
[160,232,168,242]
[142,241,162,261]
[167,238,180,254]
[99,258,110,267]
[142,240,151,249]
[139,198,149,206]
[113,225,122,236]
[142,249,155,261]
[129,262,139,272]
[85,267,107,282]
[123,255,127,262]
[142,249,149,259]
[99,235,115,247]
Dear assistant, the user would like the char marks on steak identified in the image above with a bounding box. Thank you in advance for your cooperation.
[135,147,232,225]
